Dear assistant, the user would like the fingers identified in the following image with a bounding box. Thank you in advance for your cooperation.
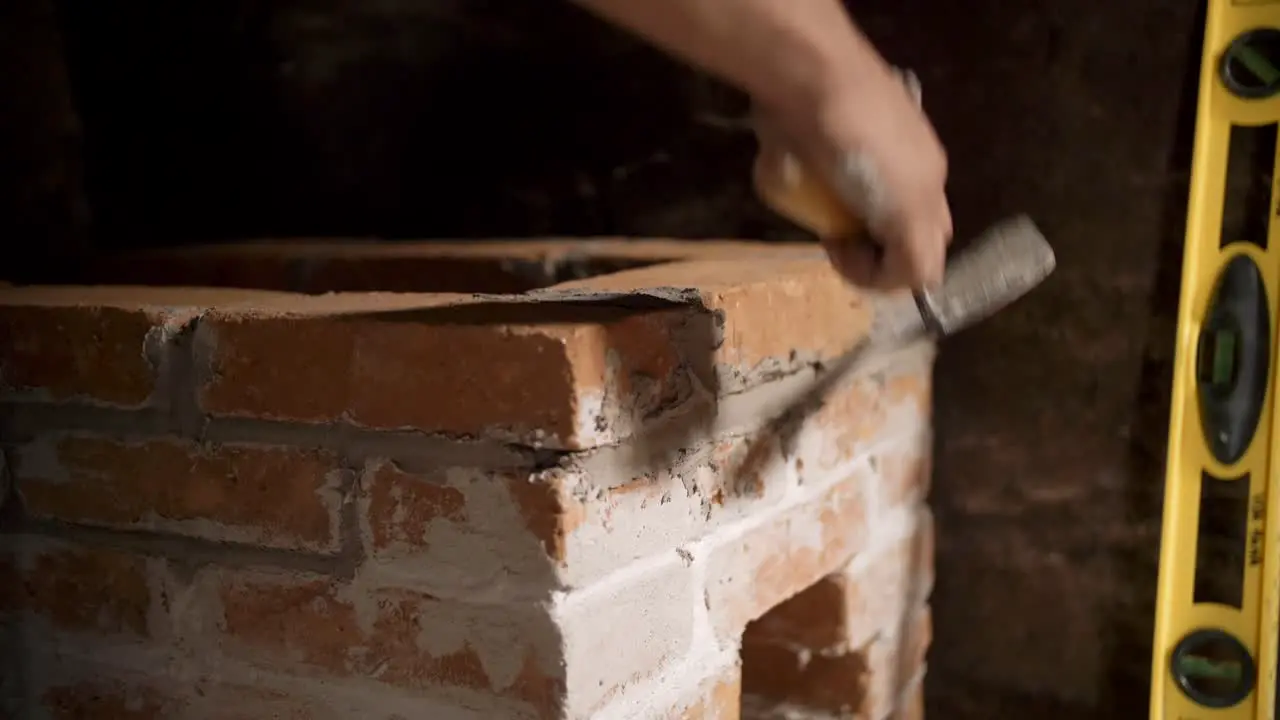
[876,197,952,290]
[821,235,880,288]
[824,195,953,292]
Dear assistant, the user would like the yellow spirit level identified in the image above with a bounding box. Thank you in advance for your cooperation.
[1150,2,1280,718]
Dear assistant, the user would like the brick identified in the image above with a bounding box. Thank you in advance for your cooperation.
[0,286,287,407]
[354,460,564,596]
[742,641,871,716]
[554,258,875,391]
[513,349,930,592]
[194,292,698,449]
[351,359,919,596]
[705,472,870,643]
[897,676,925,720]
[12,436,345,551]
[745,508,934,652]
[186,260,921,450]
[861,607,931,718]
[675,661,742,720]
[214,557,696,719]
[356,443,782,597]
[804,347,934,475]
[740,606,929,718]
[360,461,469,554]
[352,358,926,599]
[557,558,697,716]
[2,539,152,638]
[876,433,931,511]
[0,300,186,407]
[215,569,564,715]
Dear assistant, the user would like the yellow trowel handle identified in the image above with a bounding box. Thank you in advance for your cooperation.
[749,67,924,252]
[751,141,867,243]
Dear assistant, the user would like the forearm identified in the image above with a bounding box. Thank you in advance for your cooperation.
[571,0,891,113]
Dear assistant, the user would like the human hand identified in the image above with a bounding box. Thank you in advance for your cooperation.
[752,65,953,291]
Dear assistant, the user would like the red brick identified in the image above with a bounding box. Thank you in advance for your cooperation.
[745,509,934,651]
[3,540,151,637]
[359,461,468,554]
[706,472,870,643]
[741,606,929,717]
[215,571,564,715]
[12,437,343,551]
[355,460,577,593]
[0,286,286,407]
[741,641,871,716]
[0,303,184,407]
[194,292,694,449]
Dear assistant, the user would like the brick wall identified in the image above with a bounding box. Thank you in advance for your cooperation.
[0,240,934,719]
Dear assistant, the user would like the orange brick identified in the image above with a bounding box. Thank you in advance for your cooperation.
[12,437,343,551]
[677,662,742,720]
[0,286,286,407]
[215,570,564,716]
[705,472,870,643]
[194,293,696,449]
[745,509,934,651]
[4,539,151,637]
[553,258,874,386]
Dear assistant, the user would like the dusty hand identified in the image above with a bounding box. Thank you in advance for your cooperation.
[753,65,953,291]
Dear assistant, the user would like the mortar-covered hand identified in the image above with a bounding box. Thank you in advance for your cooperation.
[753,65,954,291]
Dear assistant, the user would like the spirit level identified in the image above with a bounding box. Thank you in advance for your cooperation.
[1150,2,1280,718]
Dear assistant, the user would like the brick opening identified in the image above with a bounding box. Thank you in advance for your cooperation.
[1,238,936,719]
[739,503,934,720]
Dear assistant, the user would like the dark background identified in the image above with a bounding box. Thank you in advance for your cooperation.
[2,0,1207,716]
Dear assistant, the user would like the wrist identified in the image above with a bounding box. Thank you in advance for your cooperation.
[751,32,896,146]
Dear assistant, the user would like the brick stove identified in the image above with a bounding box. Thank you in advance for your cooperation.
[0,239,933,719]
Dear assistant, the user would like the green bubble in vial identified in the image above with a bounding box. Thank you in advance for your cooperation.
[1213,330,1236,387]
[1237,44,1280,86]
[1177,653,1243,683]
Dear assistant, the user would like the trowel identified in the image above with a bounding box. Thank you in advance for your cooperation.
[749,69,1056,416]
[751,70,1056,366]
